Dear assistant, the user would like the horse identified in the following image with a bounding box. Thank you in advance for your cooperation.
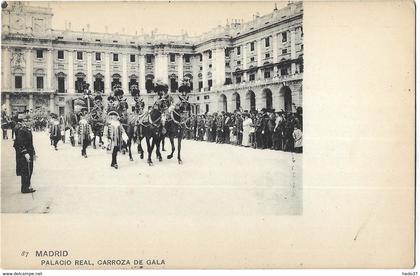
[165,98,191,164]
[136,106,163,166]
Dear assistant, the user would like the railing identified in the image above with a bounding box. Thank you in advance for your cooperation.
[191,73,302,94]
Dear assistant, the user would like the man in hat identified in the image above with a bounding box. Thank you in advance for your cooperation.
[107,111,128,169]
[13,115,36,193]
[49,113,61,150]
[76,108,93,158]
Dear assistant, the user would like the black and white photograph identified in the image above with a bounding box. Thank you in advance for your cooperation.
[1,0,415,272]
[1,1,303,216]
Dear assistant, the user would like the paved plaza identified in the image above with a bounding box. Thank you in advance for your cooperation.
[1,130,302,215]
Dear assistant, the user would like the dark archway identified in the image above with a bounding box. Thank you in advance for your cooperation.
[219,94,227,112]
[262,88,273,110]
[246,90,256,111]
[280,86,292,112]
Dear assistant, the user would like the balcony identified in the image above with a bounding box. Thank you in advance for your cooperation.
[189,73,303,95]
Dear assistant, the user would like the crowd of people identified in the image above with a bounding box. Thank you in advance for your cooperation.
[2,80,303,195]
[183,107,303,153]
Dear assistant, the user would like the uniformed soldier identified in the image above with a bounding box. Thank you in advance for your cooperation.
[107,111,129,169]
[13,115,36,193]
[49,113,61,150]
[76,109,93,158]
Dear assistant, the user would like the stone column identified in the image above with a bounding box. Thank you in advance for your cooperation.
[49,93,55,113]
[290,30,297,74]
[202,52,208,90]
[2,47,11,90]
[28,94,34,110]
[86,51,93,90]
[256,39,263,80]
[139,54,146,93]
[105,52,111,94]
[67,50,75,93]
[192,56,199,91]
[46,49,53,91]
[177,54,183,82]
[255,91,264,111]
[122,53,129,92]
[162,54,169,85]
[25,48,33,90]
[272,34,278,64]
[214,48,225,88]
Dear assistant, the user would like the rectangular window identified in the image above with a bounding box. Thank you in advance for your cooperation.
[209,64,212,68]
[264,71,271,79]
[208,79,212,88]
[225,62,230,67]
[249,74,255,81]
[282,49,287,54]
[15,76,22,89]
[36,76,44,89]
[58,77,65,92]
[206,104,209,113]
[113,53,119,62]
[170,54,175,62]
[265,53,270,58]
[236,76,241,83]
[146,55,152,63]
[265,37,270,47]
[225,49,230,57]
[237,61,241,65]
[250,42,255,51]
[237,46,241,55]
[281,66,288,75]
[250,57,255,62]
[208,51,212,59]
[198,81,203,90]
[36,49,43,58]
[58,50,64,59]
[95,39,101,42]
[96,52,101,61]
[185,56,190,63]
[77,51,83,60]
[282,32,287,42]
[130,54,136,62]
[200,66,203,71]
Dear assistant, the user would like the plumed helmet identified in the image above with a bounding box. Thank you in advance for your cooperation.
[178,83,191,94]
[153,80,168,93]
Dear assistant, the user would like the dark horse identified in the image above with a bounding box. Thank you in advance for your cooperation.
[136,107,163,166]
[165,98,191,164]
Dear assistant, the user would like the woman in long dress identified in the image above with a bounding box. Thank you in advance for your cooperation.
[242,113,253,147]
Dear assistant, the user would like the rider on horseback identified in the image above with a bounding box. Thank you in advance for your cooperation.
[153,81,172,134]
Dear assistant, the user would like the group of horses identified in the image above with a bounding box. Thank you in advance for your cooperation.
[68,93,191,166]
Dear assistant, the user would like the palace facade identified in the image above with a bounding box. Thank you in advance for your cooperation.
[1,1,303,116]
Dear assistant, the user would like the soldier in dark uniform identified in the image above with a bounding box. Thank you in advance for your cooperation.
[13,115,36,193]
[254,111,264,149]
[235,111,243,145]
[49,113,61,150]
[216,113,224,143]
[197,115,205,141]
[211,113,217,142]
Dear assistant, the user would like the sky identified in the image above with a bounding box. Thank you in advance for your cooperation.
[27,1,287,36]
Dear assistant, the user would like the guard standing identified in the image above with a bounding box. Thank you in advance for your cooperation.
[14,115,36,193]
